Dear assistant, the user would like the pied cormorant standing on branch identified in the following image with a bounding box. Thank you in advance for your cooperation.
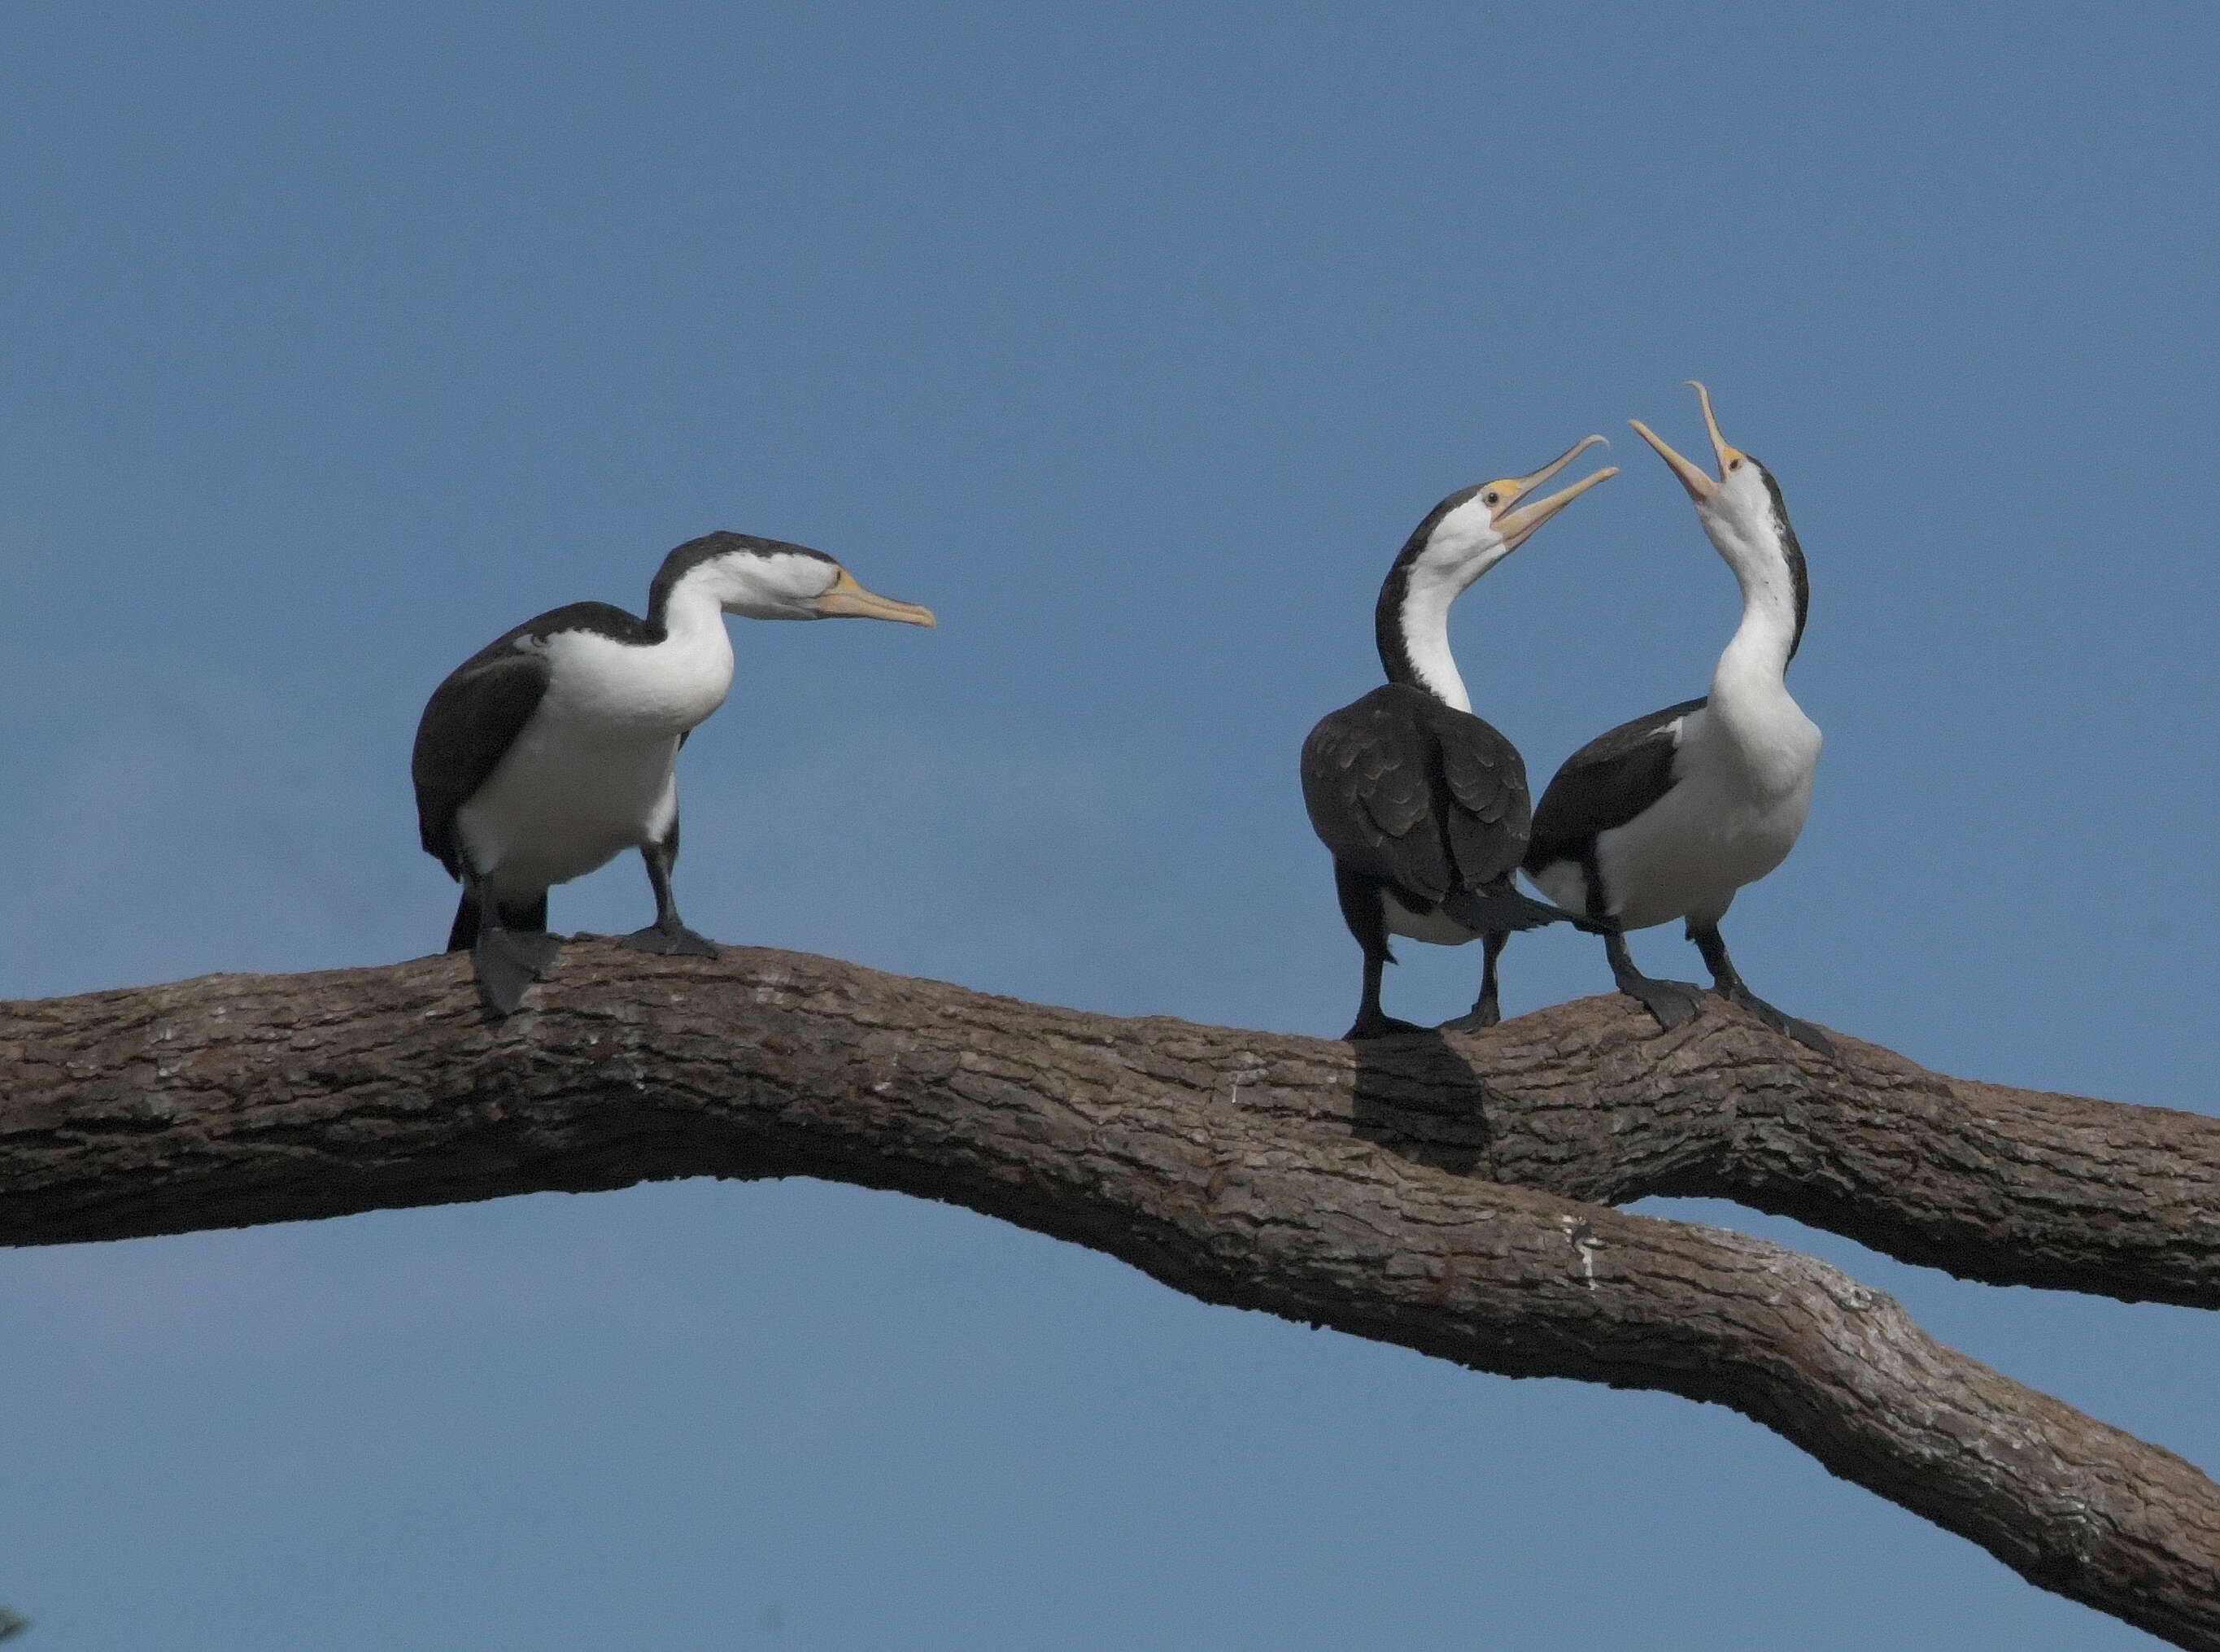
[1522,383,1832,1054]
[412,531,935,1013]
[1302,436,1619,1040]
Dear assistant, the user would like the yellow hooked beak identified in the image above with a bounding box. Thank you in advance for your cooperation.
[813,567,936,627]
[1486,433,1619,550]
[1629,381,1747,503]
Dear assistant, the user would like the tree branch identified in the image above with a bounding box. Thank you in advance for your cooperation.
[2,943,2216,1646]
[1342,996,2220,1309]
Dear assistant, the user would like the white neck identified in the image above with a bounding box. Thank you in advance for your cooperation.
[1679,479,1818,801]
[1710,564,1799,709]
[1397,575,1472,713]
[1697,569,1817,800]
[1694,494,1801,718]
[657,574,738,678]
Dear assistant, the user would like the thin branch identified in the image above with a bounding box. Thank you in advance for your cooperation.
[2,943,2216,1646]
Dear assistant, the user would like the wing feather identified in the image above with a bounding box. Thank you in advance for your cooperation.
[407,601,646,878]
[1524,697,1705,872]
[1301,684,1531,903]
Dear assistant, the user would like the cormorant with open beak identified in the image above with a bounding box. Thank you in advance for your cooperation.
[1302,438,1618,1039]
[1523,385,1831,1053]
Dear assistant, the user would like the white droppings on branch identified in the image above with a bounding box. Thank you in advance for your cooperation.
[1559,1214,1600,1289]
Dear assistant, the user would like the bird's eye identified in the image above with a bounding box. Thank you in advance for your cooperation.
[1483,490,1501,506]
[1728,459,1742,471]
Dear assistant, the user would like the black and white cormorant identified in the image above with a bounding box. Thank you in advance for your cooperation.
[412,530,934,1013]
[1302,436,1619,1040]
[1521,383,1832,1054]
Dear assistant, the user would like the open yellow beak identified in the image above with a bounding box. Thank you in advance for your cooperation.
[1629,381,1744,503]
[813,567,936,627]
[1490,434,1619,550]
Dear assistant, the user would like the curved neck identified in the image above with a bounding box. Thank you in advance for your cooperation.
[1375,564,1472,713]
[647,570,736,663]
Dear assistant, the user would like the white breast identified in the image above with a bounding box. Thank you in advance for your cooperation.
[534,626,735,735]
[1593,700,1821,932]
[458,625,735,901]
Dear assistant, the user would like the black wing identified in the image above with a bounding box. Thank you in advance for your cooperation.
[1301,682,1532,902]
[409,601,644,876]
[1524,697,1705,873]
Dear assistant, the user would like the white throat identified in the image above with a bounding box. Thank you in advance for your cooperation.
[1702,506,1801,713]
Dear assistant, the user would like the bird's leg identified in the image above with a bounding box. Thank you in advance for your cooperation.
[1688,922,1834,1056]
[1605,929,1704,1031]
[1345,949,1424,1040]
[1439,931,1509,1033]
[1333,870,1422,1039]
[621,833,721,958]
[464,868,562,1016]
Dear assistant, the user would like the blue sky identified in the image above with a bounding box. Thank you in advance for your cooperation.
[2,2,2216,1646]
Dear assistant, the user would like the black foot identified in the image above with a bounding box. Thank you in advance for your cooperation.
[1616,972,1704,1031]
[620,922,722,959]
[1343,1012,1429,1041]
[1438,1003,1501,1033]
[1717,987,1835,1056]
[473,928,564,1015]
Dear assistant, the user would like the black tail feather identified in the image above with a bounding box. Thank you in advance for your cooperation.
[446,891,479,953]
[1442,887,1610,935]
[446,890,549,954]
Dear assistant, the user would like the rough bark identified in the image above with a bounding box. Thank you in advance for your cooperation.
[2,941,2216,1646]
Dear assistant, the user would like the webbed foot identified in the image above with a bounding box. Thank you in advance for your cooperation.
[473,928,565,1015]
[1438,1003,1501,1034]
[1718,987,1836,1057]
[1616,972,1704,1031]
[620,922,722,959]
